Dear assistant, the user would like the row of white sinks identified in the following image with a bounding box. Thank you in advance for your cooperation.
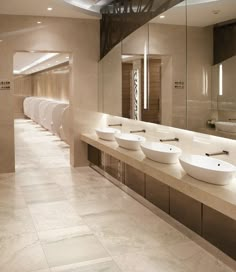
[95,128,236,186]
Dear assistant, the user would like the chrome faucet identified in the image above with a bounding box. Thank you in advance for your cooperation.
[108,123,122,127]
[130,129,146,133]
[160,137,179,142]
[205,150,229,156]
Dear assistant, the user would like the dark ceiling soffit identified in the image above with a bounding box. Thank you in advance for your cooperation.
[100,0,184,59]
[214,20,236,65]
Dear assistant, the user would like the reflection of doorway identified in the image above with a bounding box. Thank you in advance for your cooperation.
[122,56,161,124]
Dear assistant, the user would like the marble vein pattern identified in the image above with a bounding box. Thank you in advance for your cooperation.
[0,119,234,272]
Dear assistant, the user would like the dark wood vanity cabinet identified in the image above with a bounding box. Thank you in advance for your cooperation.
[170,188,202,235]
[145,175,170,213]
[104,154,121,181]
[87,147,236,261]
[202,205,236,260]
[124,164,145,196]
[88,145,101,167]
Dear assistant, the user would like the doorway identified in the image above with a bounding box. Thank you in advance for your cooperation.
[13,51,72,171]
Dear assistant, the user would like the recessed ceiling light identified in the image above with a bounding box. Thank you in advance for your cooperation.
[56,60,59,63]
[47,63,51,66]
[160,15,165,19]
[37,21,42,24]
[47,7,53,11]
[66,56,69,59]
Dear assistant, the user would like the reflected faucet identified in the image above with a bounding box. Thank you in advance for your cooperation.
[160,137,179,142]
[130,129,146,133]
[108,123,122,127]
[205,150,229,156]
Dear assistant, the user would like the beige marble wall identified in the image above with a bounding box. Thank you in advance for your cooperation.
[0,14,99,172]
[98,43,122,116]
[149,23,187,129]
[187,26,213,132]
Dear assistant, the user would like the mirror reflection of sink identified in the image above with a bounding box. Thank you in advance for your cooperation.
[215,121,236,133]
[179,154,236,185]
[115,133,145,150]
[141,142,182,164]
[95,128,120,141]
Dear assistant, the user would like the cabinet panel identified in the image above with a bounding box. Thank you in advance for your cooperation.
[124,164,145,196]
[170,188,202,235]
[202,205,236,260]
[146,175,169,213]
[88,145,101,167]
[104,154,120,180]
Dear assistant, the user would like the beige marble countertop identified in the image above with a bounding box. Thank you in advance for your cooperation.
[81,133,236,221]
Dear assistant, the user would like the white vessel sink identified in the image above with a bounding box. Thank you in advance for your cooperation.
[215,121,236,133]
[115,133,145,150]
[96,128,120,141]
[141,142,182,164]
[179,154,236,185]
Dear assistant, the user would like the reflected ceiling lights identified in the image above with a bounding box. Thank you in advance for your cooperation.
[14,53,59,74]
[177,0,219,6]
[64,0,113,13]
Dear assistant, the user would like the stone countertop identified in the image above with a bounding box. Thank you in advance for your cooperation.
[81,133,236,221]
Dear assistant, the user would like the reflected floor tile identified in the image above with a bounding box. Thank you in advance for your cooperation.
[51,258,121,272]
[21,183,66,204]
[38,226,109,268]
[0,206,35,236]
[0,232,48,272]
[29,201,83,231]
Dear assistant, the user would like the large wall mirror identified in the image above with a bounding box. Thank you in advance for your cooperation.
[98,0,236,140]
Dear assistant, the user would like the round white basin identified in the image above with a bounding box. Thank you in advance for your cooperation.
[179,154,236,185]
[141,142,182,164]
[115,133,145,150]
[96,128,120,141]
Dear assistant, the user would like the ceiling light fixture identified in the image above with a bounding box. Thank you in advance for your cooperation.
[37,21,42,24]
[47,7,53,11]
[160,15,165,19]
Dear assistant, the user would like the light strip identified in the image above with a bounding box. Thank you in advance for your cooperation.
[14,53,59,74]
[219,63,223,96]
[144,42,148,109]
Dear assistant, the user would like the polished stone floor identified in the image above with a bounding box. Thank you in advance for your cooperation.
[0,119,235,272]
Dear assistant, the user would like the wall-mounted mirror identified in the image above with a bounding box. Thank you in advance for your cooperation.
[98,0,236,140]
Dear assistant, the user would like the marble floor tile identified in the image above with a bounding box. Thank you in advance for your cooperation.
[38,226,109,268]
[29,201,83,231]
[0,232,48,272]
[0,183,26,209]
[166,240,235,272]
[0,206,36,236]
[51,258,121,272]
[113,248,190,272]
[21,183,66,204]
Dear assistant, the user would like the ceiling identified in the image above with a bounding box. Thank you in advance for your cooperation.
[0,0,106,19]
[13,52,70,75]
[151,0,236,27]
